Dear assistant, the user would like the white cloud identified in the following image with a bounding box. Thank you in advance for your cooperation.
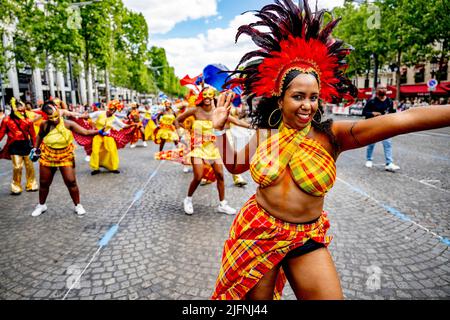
[316,0,345,10]
[122,0,218,34]
[151,12,259,78]
[125,0,347,79]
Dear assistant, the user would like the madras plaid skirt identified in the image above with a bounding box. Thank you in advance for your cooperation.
[212,194,332,300]
[40,143,75,167]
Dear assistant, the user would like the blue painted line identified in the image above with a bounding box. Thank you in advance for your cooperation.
[133,189,144,202]
[148,169,159,180]
[98,224,119,247]
[339,178,450,247]
[381,204,412,222]
[343,183,370,198]
[439,237,450,246]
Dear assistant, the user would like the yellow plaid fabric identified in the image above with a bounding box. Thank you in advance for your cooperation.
[250,123,335,196]
[40,143,75,167]
[212,194,332,300]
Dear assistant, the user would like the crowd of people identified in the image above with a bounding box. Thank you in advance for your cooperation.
[0,89,253,217]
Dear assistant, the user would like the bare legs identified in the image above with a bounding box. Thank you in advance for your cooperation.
[246,248,343,300]
[39,165,80,205]
[187,157,224,201]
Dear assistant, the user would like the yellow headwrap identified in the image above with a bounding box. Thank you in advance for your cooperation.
[11,98,25,120]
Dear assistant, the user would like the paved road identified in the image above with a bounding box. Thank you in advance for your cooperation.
[0,114,449,300]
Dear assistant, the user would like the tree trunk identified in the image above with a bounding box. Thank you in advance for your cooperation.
[372,53,379,97]
[84,38,93,106]
[395,49,402,103]
[105,69,110,103]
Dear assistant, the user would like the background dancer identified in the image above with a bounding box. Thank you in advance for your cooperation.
[30,100,105,217]
[0,98,38,195]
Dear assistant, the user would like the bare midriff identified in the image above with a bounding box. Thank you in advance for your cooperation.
[255,167,324,224]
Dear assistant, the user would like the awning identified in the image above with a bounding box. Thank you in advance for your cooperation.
[358,86,396,99]
[439,81,450,92]
[400,83,448,95]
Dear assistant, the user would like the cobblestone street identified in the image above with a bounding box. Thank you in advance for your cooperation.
[1,116,449,300]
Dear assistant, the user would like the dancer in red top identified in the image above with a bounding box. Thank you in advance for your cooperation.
[0,98,38,194]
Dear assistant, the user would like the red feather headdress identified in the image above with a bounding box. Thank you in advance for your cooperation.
[227,0,357,105]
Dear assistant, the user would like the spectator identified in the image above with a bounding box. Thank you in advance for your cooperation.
[363,85,401,172]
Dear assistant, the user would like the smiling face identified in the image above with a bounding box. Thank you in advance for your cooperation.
[279,73,319,130]
[201,88,215,107]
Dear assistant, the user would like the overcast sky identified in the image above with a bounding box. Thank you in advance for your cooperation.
[122,0,345,78]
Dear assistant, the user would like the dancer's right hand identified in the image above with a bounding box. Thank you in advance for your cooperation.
[212,91,234,130]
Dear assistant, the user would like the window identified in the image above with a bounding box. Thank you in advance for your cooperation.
[438,58,448,81]
[400,67,408,84]
[414,64,425,83]
[41,70,48,85]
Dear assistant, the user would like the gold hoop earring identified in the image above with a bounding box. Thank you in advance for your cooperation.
[312,108,323,124]
[268,108,282,127]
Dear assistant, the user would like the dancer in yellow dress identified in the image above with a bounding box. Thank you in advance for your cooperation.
[176,87,248,216]
[142,104,157,142]
[155,100,180,152]
[29,100,104,217]
[88,100,133,175]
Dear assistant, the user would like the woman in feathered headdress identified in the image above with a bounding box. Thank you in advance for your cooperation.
[211,0,450,300]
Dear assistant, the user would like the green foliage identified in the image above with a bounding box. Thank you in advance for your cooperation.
[333,0,447,79]
[1,0,186,98]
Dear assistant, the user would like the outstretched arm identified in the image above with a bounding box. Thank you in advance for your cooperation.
[65,119,100,136]
[176,107,196,125]
[334,105,450,154]
[60,109,88,119]
[227,114,252,129]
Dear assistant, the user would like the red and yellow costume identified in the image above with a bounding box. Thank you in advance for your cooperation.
[126,109,145,145]
[155,113,179,144]
[40,116,76,168]
[71,100,135,172]
[154,91,217,183]
[0,99,38,193]
[213,123,336,300]
[213,0,357,300]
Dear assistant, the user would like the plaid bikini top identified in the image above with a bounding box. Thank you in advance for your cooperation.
[250,123,336,197]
